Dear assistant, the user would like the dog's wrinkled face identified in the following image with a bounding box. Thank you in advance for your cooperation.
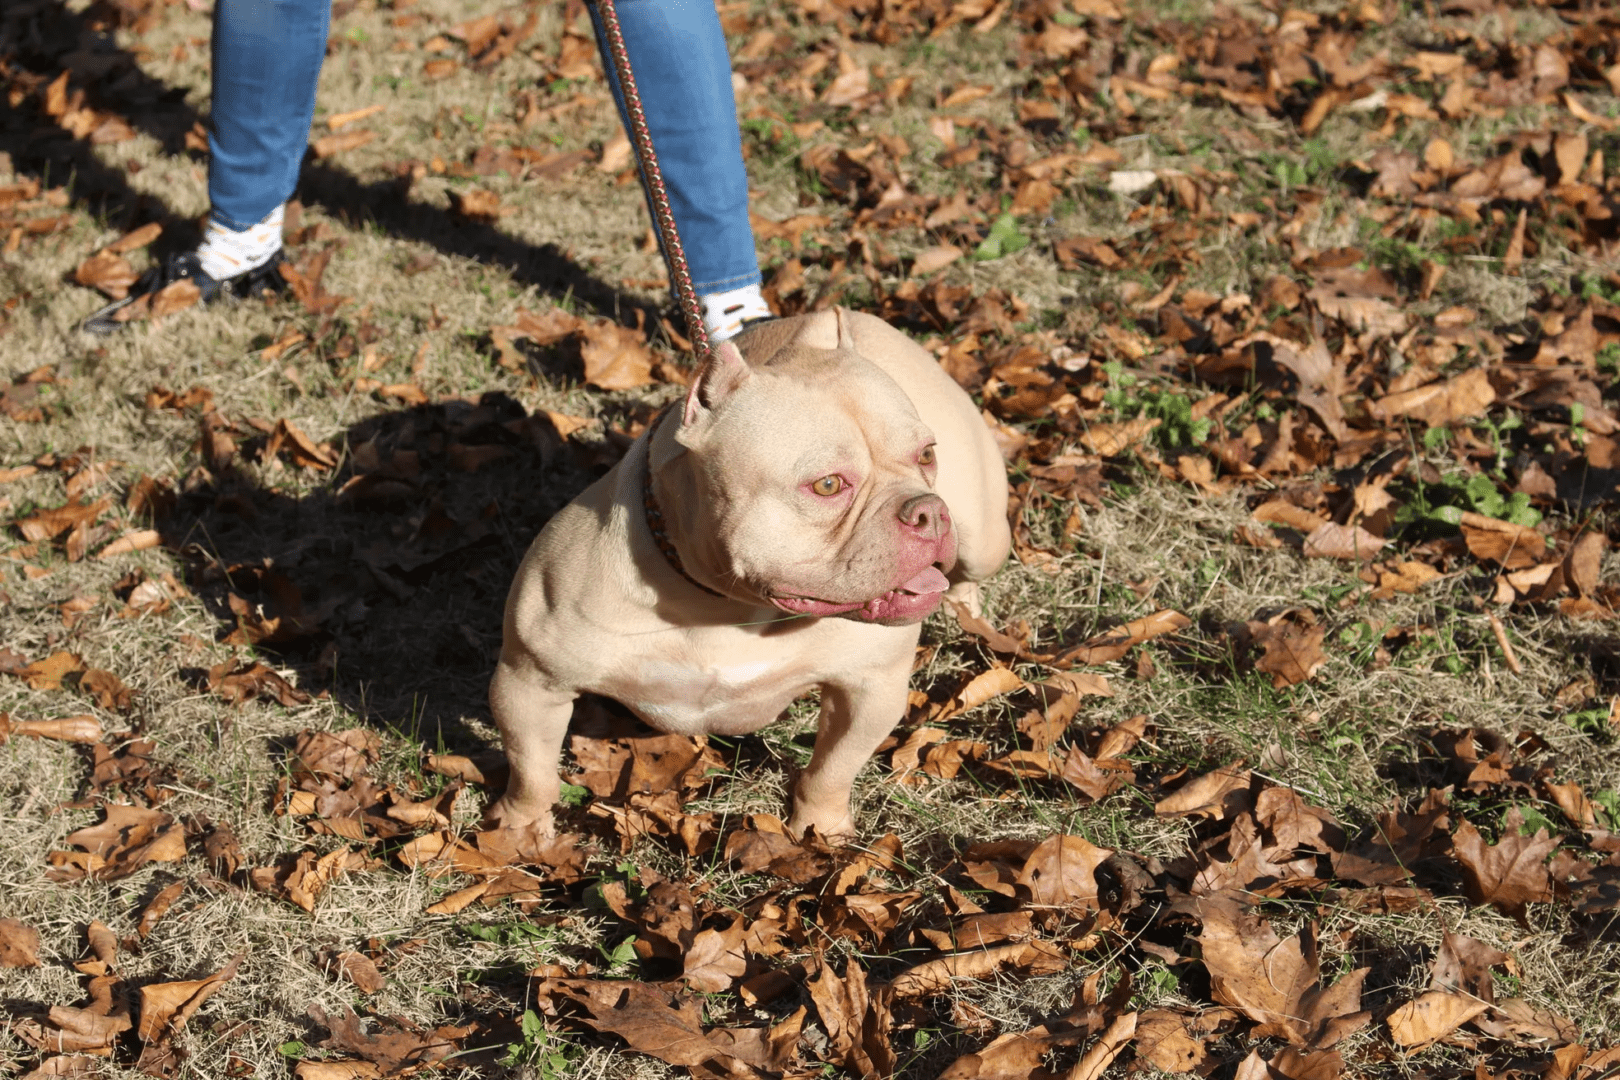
[668,321,957,626]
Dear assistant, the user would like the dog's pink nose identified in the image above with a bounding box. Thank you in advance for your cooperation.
[897,493,950,540]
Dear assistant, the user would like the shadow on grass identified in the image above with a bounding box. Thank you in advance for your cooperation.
[158,392,612,749]
[0,0,661,328]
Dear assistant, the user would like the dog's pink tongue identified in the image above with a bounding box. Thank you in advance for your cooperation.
[897,566,950,595]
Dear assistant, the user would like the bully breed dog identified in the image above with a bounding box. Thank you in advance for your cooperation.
[487,307,1010,840]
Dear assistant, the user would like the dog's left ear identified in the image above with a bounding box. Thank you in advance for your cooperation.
[834,305,858,351]
[680,338,751,431]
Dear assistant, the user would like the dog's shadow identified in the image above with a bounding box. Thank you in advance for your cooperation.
[160,390,622,750]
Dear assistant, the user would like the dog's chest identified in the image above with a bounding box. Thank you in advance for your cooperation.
[588,625,839,736]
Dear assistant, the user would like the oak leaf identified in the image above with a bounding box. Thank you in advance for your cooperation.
[47,804,186,881]
[806,957,895,1078]
[1135,1009,1205,1073]
[134,952,243,1073]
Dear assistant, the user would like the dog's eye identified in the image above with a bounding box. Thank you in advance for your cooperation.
[918,445,936,466]
[811,475,843,497]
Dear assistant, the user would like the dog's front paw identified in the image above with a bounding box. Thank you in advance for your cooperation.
[483,794,556,837]
[787,807,857,846]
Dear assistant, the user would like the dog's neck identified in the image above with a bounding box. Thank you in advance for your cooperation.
[642,411,729,599]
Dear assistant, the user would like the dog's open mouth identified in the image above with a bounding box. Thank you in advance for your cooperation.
[770,565,950,623]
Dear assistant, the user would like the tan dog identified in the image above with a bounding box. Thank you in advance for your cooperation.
[487,308,1010,839]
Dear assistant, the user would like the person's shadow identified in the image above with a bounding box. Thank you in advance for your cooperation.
[0,0,660,330]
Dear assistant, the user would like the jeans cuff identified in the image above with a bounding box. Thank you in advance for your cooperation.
[692,270,763,296]
[208,203,283,233]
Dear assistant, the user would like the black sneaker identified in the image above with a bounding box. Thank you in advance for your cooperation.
[81,248,287,334]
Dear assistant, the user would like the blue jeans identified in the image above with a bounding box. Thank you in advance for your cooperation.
[208,0,760,293]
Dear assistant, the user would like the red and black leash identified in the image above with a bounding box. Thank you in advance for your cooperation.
[593,0,713,366]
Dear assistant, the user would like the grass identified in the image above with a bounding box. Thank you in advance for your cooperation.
[2,0,1620,1074]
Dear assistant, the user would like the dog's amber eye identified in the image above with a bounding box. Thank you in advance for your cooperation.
[918,445,936,466]
[811,475,843,497]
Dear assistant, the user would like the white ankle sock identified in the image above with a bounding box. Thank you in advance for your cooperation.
[701,283,772,342]
[197,205,284,282]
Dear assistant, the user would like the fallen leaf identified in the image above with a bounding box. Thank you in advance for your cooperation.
[15,500,109,544]
[313,130,378,157]
[1387,990,1489,1048]
[1079,416,1160,456]
[449,188,502,224]
[1017,834,1112,908]
[47,804,187,881]
[74,252,137,299]
[0,714,102,744]
[1303,521,1385,561]
[1068,1011,1137,1080]
[207,660,311,707]
[0,918,40,967]
[149,278,201,319]
[323,950,386,994]
[1054,609,1190,666]
[1135,1009,1206,1073]
[307,1005,461,1073]
[1248,612,1329,687]
[806,958,896,1078]
[1459,512,1549,570]
[1157,765,1250,820]
[578,320,655,390]
[327,104,385,130]
[683,916,749,992]
[80,669,131,711]
[597,130,632,173]
[136,879,187,937]
[535,978,745,1069]
[1371,368,1495,426]
[1453,812,1557,915]
[97,528,162,558]
[136,953,243,1056]
[248,847,372,912]
[1430,930,1508,1004]
[293,729,381,782]
[913,244,963,275]
[1565,532,1606,597]
[108,222,162,254]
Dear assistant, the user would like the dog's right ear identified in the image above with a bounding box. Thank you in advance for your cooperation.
[680,338,751,431]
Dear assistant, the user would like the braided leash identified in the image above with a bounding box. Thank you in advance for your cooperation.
[592,0,733,595]
[593,0,712,366]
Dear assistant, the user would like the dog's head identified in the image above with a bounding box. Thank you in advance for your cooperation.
[654,308,956,625]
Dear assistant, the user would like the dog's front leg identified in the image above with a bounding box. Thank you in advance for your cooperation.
[485,657,577,835]
[788,658,913,842]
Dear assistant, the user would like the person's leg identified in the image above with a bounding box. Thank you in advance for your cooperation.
[201,0,330,279]
[589,0,770,341]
